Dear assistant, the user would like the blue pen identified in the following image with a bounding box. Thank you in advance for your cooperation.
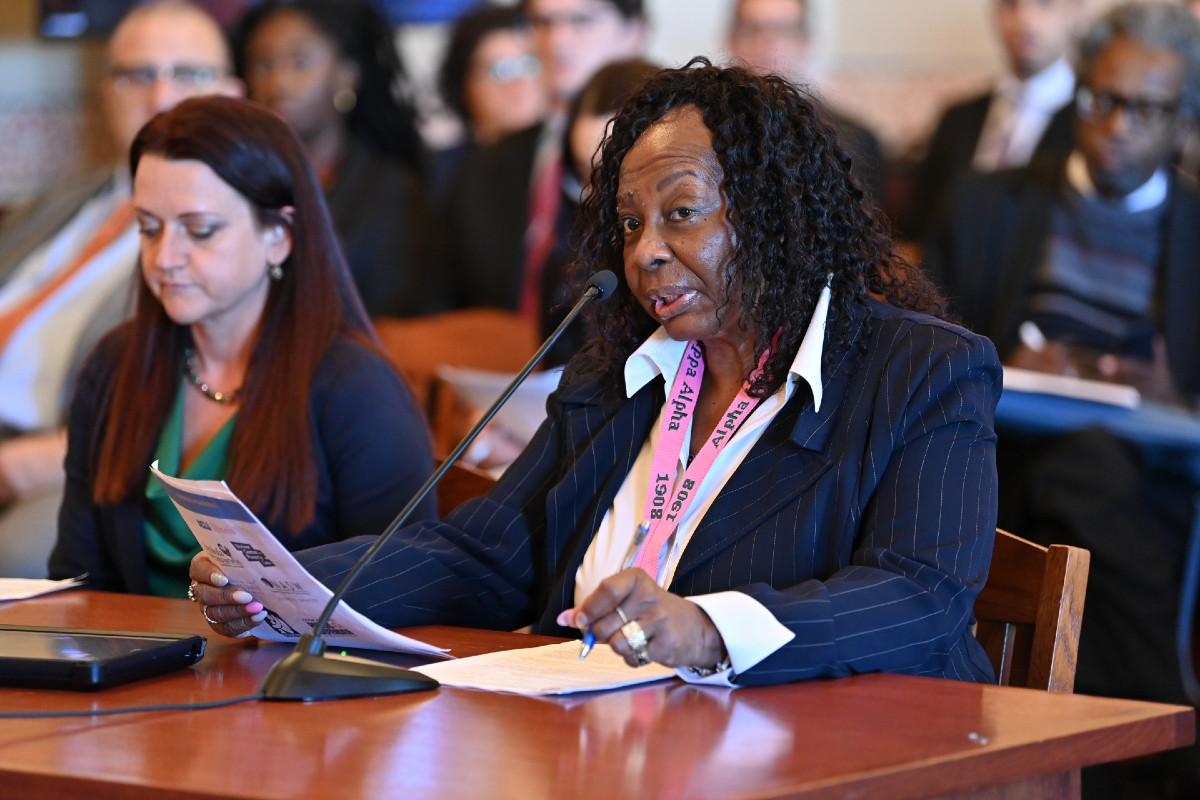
[579,521,650,661]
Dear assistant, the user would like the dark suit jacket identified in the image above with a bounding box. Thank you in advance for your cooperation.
[900,93,1075,239]
[50,333,438,594]
[298,298,1001,686]
[326,139,445,317]
[440,123,542,311]
[923,160,1200,398]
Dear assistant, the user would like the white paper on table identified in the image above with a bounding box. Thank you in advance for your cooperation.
[150,463,449,659]
[0,576,85,601]
[1003,365,1141,408]
[410,641,676,695]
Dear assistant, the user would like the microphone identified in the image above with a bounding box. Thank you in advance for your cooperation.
[259,269,619,701]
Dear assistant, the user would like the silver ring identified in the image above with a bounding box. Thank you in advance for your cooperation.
[202,605,219,625]
[620,619,651,666]
[615,605,630,625]
[187,581,198,602]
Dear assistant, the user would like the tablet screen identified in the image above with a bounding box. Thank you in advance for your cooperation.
[0,629,184,661]
[0,625,206,691]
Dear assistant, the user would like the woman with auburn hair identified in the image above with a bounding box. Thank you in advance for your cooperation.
[192,62,1000,687]
[50,95,435,598]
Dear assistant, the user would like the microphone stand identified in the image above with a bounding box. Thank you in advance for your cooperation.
[259,270,618,701]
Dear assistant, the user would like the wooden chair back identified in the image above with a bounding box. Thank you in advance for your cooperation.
[436,461,497,518]
[973,529,1090,692]
[374,310,539,455]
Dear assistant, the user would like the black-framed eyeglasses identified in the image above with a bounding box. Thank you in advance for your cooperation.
[1076,85,1181,129]
[107,63,226,91]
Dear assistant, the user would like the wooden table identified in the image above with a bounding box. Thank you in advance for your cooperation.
[0,591,1192,800]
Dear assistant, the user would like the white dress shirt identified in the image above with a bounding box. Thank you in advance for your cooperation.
[575,285,831,685]
[974,57,1076,172]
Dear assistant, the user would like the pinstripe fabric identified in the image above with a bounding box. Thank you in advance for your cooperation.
[298,297,1002,685]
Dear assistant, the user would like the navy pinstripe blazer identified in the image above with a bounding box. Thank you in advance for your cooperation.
[299,297,1001,685]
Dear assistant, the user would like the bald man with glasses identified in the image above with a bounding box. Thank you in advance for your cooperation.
[0,1,240,578]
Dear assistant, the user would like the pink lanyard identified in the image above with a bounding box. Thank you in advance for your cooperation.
[631,341,767,581]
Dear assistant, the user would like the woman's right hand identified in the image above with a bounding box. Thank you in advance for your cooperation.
[188,553,268,637]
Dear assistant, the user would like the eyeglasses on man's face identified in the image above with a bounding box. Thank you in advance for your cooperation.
[1076,85,1181,129]
[107,63,227,92]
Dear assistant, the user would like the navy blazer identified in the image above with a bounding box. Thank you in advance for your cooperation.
[50,332,437,594]
[299,298,1001,685]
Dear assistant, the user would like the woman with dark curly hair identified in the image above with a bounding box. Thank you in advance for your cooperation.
[190,60,1002,687]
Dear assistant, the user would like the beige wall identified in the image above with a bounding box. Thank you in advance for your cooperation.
[0,0,1129,202]
[0,0,37,37]
[0,0,105,203]
[645,0,1122,155]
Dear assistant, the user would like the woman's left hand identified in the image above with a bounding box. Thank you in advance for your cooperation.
[558,568,727,670]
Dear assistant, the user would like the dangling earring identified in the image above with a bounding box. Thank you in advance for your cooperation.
[333,88,357,113]
[268,262,284,281]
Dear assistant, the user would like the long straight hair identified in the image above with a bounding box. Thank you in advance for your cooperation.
[93,95,378,533]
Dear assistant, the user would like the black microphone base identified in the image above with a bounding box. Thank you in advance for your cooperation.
[259,649,439,701]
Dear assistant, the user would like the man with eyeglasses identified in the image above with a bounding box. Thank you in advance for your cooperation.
[725,0,885,204]
[900,0,1085,241]
[440,0,645,321]
[0,1,240,578]
[926,3,1200,793]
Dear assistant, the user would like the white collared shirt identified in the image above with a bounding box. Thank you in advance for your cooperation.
[575,285,831,685]
[1065,149,1169,211]
[974,57,1076,171]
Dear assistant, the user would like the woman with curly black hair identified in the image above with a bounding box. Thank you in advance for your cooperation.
[191,60,1002,688]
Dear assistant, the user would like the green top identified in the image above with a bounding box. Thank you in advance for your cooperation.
[143,384,236,598]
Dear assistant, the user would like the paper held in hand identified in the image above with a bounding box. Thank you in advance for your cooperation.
[149,463,449,659]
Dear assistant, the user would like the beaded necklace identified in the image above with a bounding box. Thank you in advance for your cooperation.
[183,348,240,404]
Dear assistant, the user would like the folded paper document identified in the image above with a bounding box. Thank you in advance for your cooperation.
[150,463,449,659]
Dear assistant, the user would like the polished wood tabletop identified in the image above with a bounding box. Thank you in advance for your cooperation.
[0,590,1192,800]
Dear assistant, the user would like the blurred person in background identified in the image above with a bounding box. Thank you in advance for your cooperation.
[432,3,547,198]
[924,4,1200,793]
[440,0,645,320]
[0,0,241,579]
[899,0,1085,242]
[726,0,885,205]
[460,58,662,474]
[235,0,443,318]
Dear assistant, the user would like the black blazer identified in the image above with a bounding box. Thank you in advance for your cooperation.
[298,298,1001,686]
[440,123,543,311]
[51,333,437,593]
[900,92,1075,239]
